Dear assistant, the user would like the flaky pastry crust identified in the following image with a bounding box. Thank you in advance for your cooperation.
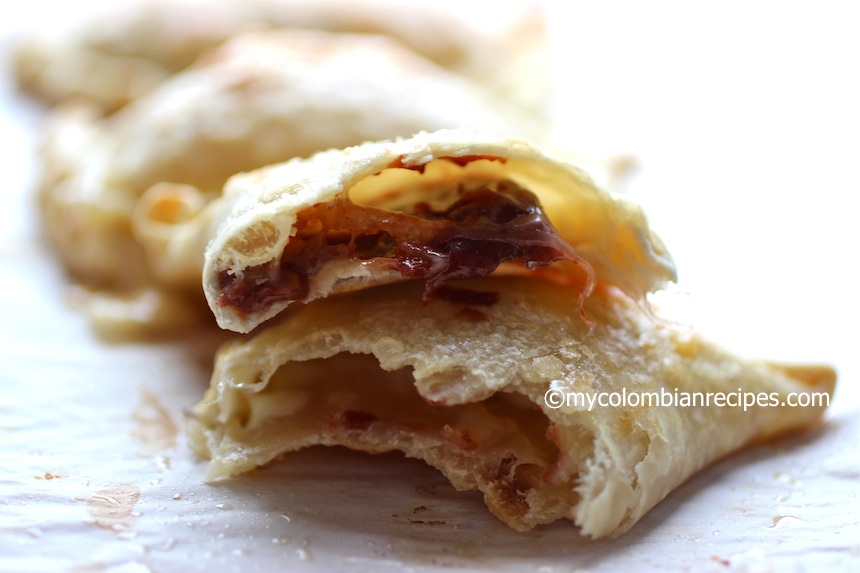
[188,277,835,537]
[202,129,675,333]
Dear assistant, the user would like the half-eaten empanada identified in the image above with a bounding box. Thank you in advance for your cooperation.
[202,129,675,333]
[187,276,835,537]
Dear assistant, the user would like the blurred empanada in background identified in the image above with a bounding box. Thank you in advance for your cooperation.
[13,0,547,113]
[35,31,544,337]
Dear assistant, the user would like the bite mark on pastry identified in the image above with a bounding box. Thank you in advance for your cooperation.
[188,277,836,537]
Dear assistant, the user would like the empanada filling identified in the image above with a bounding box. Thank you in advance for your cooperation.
[216,176,595,319]
[226,352,582,529]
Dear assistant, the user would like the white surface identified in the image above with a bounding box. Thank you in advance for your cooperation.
[1,2,858,572]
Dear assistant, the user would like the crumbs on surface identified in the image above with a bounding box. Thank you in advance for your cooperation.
[83,484,141,534]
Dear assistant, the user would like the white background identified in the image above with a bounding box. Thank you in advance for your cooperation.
[1,2,858,572]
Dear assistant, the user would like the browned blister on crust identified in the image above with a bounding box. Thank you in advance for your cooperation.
[187,277,835,537]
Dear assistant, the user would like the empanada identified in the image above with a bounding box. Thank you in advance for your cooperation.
[202,129,675,333]
[187,276,835,537]
[14,0,547,112]
[35,32,540,335]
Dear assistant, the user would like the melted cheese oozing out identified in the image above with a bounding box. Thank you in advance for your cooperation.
[226,352,582,527]
[216,158,595,322]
